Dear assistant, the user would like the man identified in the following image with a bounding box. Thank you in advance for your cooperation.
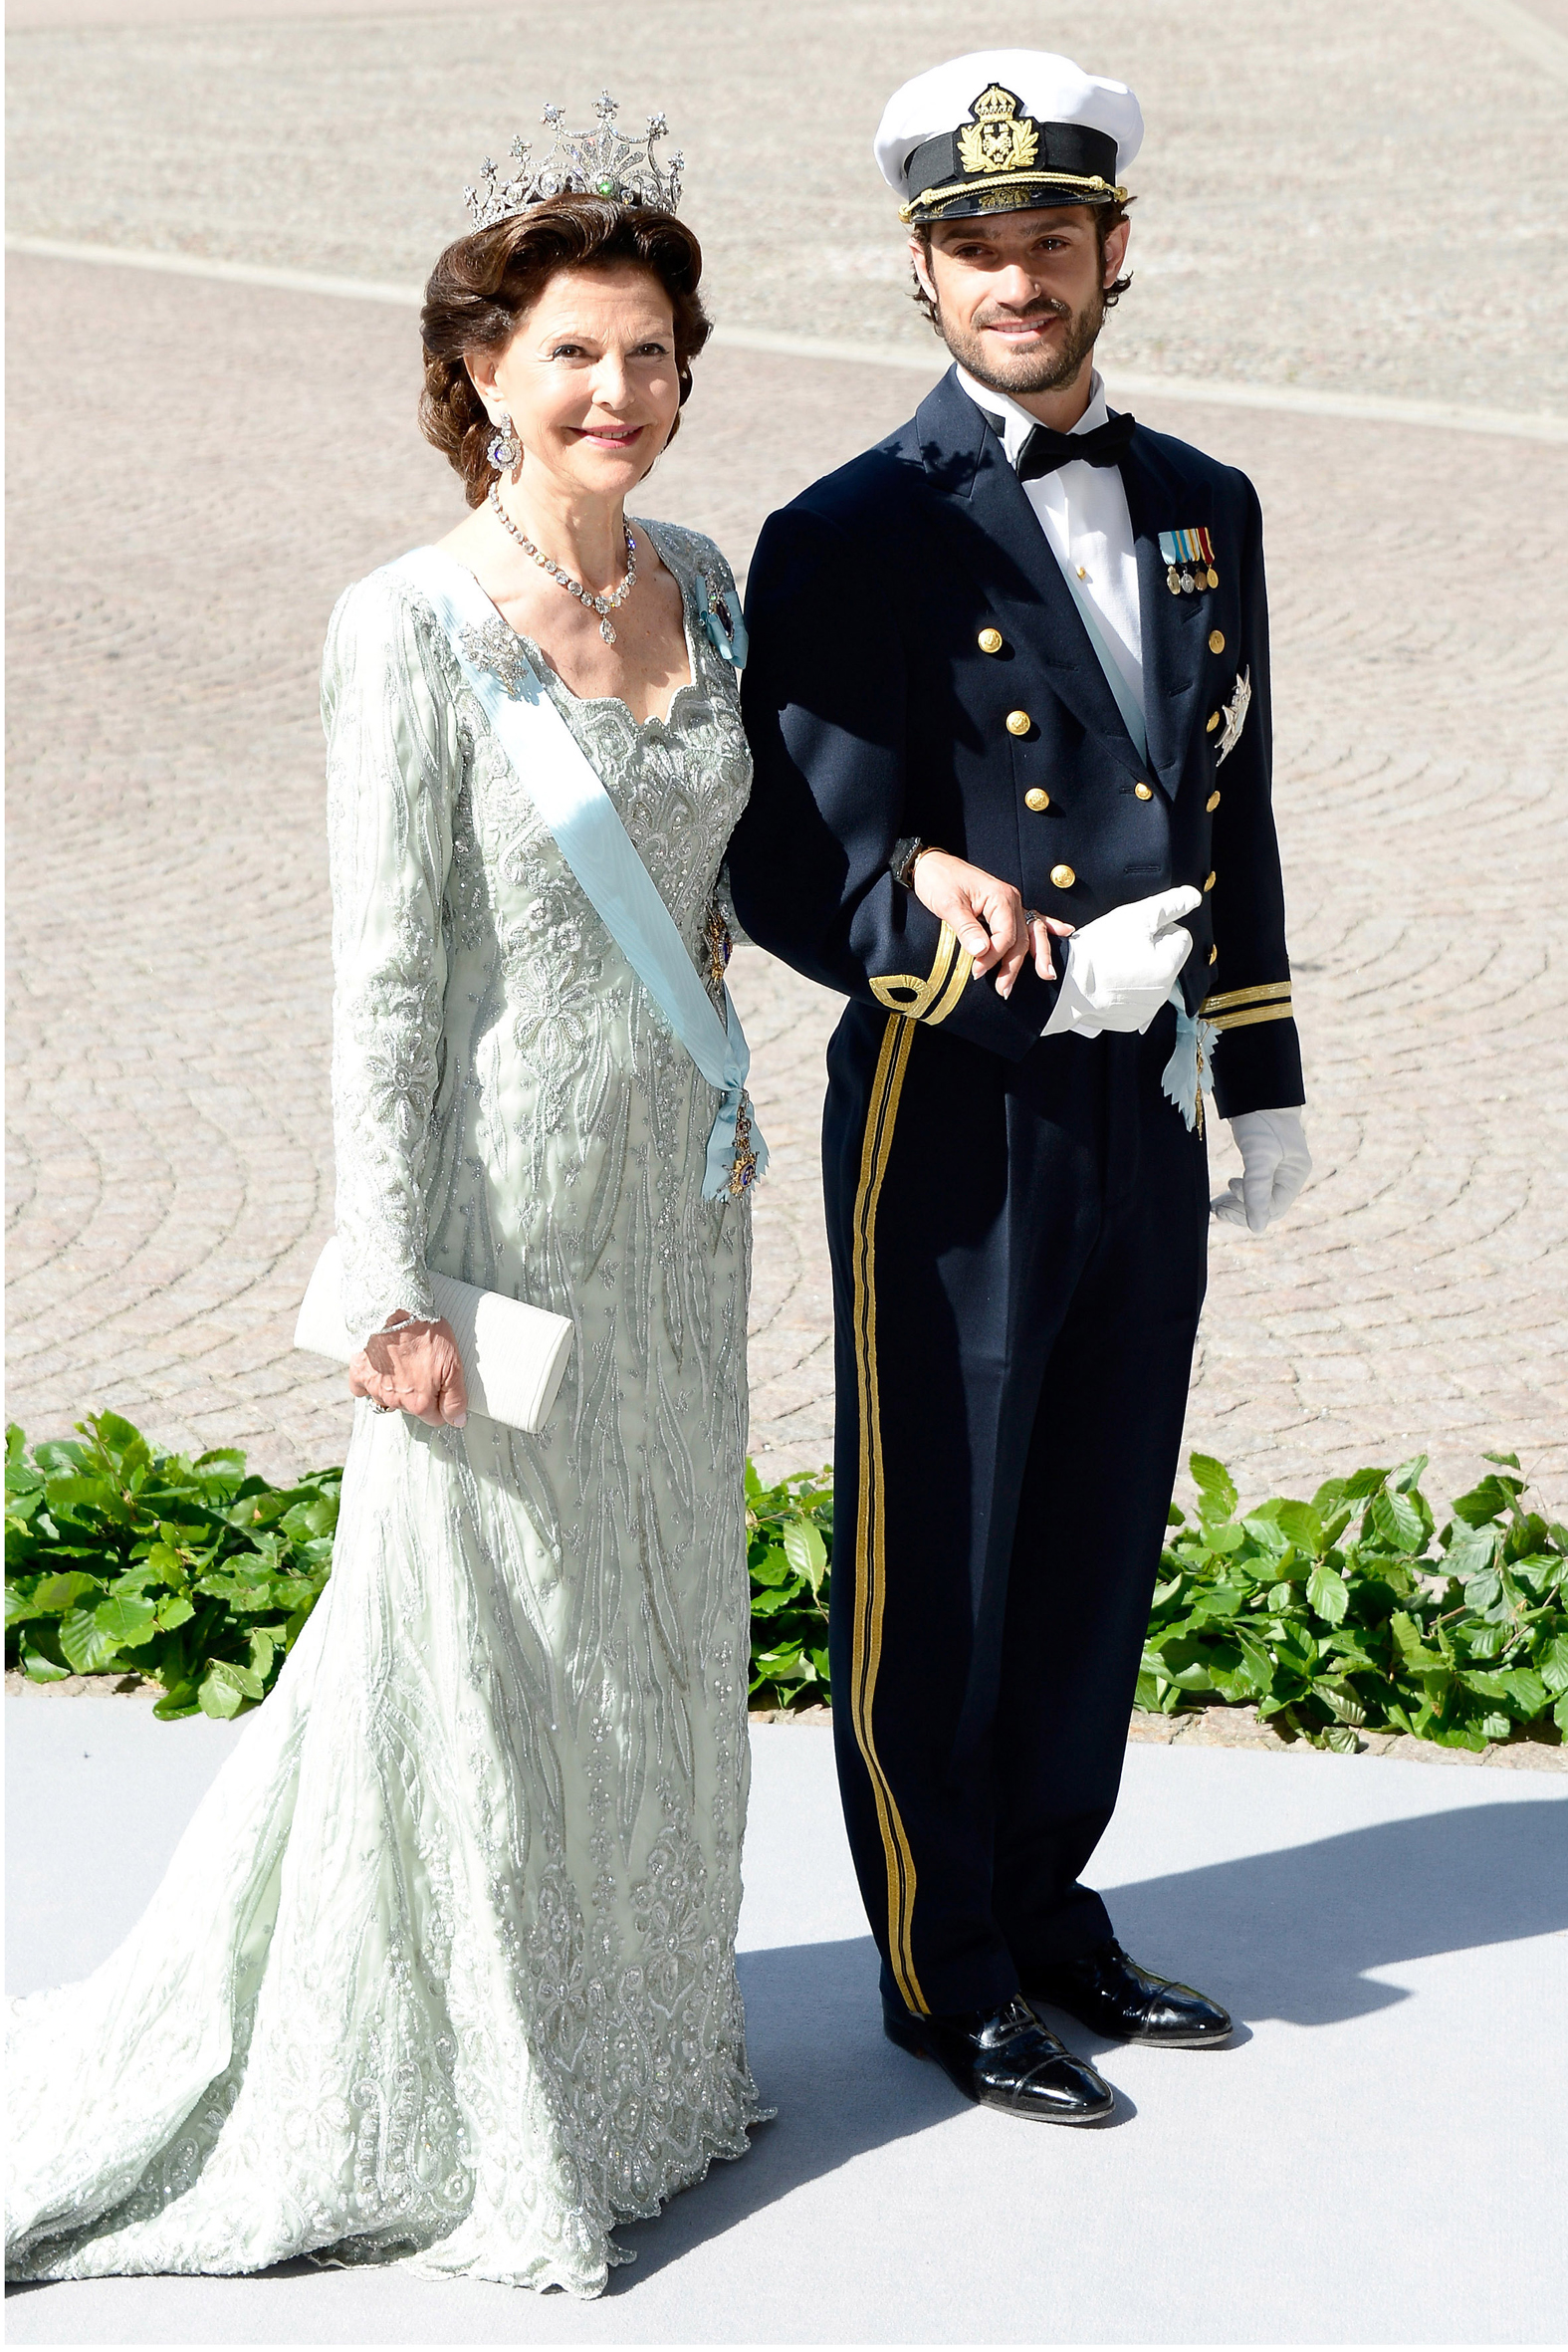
[727,49,1310,2123]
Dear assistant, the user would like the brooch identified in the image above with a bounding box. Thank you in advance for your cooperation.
[698,568,749,670]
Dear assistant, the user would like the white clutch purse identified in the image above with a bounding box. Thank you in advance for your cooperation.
[294,1237,573,1435]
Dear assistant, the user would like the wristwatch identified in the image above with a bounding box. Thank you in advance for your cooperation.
[890,835,929,890]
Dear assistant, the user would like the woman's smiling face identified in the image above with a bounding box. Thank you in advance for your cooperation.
[468,261,683,497]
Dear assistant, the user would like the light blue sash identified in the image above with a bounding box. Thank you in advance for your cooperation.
[397,545,767,1199]
[1052,546,1216,1132]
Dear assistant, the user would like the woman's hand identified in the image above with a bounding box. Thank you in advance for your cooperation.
[911,850,1074,999]
[348,1314,469,1428]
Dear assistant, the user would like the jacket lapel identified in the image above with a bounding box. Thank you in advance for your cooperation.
[1121,432,1210,800]
[915,372,1146,792]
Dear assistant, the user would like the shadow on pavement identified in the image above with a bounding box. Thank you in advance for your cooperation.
[613,1795,1567,2286]
[1110,1795,1568,2023]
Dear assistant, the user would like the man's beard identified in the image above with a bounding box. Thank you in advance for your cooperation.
[934,286,1106,397]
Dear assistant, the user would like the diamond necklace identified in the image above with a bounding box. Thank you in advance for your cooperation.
[487,484,637,644]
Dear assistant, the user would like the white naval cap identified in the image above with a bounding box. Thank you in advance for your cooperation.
[874,50,1143,226]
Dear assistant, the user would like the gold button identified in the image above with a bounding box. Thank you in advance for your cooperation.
[1209,945,1219,964]
[1206,712,1220,734]
[1207,790,1222,813]
[1006,709,1031,737]
[1209,629,1226,654]
[1023,788,1050,813]
[1204,870,1217,891]
[978,627,1004,654]
[1050,863,1076,890]
[1134,782,1153,801]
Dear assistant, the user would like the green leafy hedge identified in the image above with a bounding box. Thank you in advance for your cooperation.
[7,1417,1565,1753]
[5,1415,337,1719]
[1144,1449,1568,1752]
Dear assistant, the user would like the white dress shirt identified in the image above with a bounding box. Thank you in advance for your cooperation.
[955,364,1145,725]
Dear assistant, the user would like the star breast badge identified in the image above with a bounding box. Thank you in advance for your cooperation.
[957,86,1041,177]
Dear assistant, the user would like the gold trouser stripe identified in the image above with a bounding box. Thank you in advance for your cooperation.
[869,921,970,1028]
[1202,981,1294,1016]
[849,1012,927,2015]
[1208,1002,1296,1032]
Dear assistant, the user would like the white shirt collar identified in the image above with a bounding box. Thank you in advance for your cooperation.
[955,363,1110,467]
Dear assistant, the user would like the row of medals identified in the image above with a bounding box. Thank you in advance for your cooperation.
[1168,563,1220,596]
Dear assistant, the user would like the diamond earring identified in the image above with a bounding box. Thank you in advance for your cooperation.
[487,409,522,476]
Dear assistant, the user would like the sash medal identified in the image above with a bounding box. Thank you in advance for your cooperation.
[1160,527,1218,595]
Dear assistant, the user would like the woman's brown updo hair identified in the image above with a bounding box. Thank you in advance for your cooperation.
[419,194,710,506]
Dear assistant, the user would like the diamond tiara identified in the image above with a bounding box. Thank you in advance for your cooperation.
[464,92,684,231]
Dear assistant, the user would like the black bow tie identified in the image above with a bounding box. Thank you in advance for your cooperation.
[981,407,1136,480]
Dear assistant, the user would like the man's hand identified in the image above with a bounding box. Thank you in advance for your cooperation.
[911,850,1074,1000]
[349,1313,469,1427]
[1042,887,1201,1038]
[1212,1109,1312,1233]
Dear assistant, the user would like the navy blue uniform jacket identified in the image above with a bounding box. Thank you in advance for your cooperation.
[728,366,1303,1116]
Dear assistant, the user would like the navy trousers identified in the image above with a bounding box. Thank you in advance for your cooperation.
[823,997,1210,2019]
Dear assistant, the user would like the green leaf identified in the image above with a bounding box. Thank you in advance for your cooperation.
[197,1668,245,1719]
[198,1657,264,1718]
[93,1593,159,1648]
[1319,1724,1361,1754]
[1190,1454,1238,1524]
[1306,1561,1350,1624]
[1241,1513,1292,1556]
[1367,1488,1425,1552]
[84,1409,152,1466]
[1536,1633,1568,1695]
[154,1593,196,1631]
[19,1626,71,1681]
[1480,1450,1521,1471]
[7,1568,104,1622]
[749,1543,793,1589]
[1554,1692,1568,1736]
[192,1448,249,1481]
[57,1605,125,1674]
[1233,1627,1276,1695]
[782,1517,828,1596]
[1451,1474,1523,1528]
[1496,1668,1548,1720]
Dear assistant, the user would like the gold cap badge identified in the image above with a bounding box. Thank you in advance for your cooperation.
[957,87,1042,177]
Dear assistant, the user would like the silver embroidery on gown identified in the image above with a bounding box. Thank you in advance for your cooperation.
[6,520,767,2297]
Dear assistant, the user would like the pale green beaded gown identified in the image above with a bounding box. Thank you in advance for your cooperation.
[6,521,767,2297]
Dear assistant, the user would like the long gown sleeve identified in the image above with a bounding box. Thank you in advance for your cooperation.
[321,573,458,1344]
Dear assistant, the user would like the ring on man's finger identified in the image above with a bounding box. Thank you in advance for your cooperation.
[1023,908,1043,927]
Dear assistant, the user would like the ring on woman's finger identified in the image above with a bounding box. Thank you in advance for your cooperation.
[369,1398,392,1415]
[1023,908,1043,927]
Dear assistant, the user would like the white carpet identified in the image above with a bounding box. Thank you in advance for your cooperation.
[6,1691,1565,2343]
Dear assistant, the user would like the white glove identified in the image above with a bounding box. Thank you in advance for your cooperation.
[1042,887,1201,1039]
[1212,1108,1312,1232]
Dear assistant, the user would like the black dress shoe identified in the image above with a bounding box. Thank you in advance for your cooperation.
[1021,1940,1232,2047]
[883,1993,1115,2123]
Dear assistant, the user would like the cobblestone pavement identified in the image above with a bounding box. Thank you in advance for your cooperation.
[7,0,1568,416]
[6,2,1568,1519]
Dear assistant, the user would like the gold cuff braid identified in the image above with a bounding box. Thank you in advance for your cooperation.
[1201,981,1294,1033]
[869,922,972,1027]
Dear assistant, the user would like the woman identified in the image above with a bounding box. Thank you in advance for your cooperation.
[8,108,767,2296]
